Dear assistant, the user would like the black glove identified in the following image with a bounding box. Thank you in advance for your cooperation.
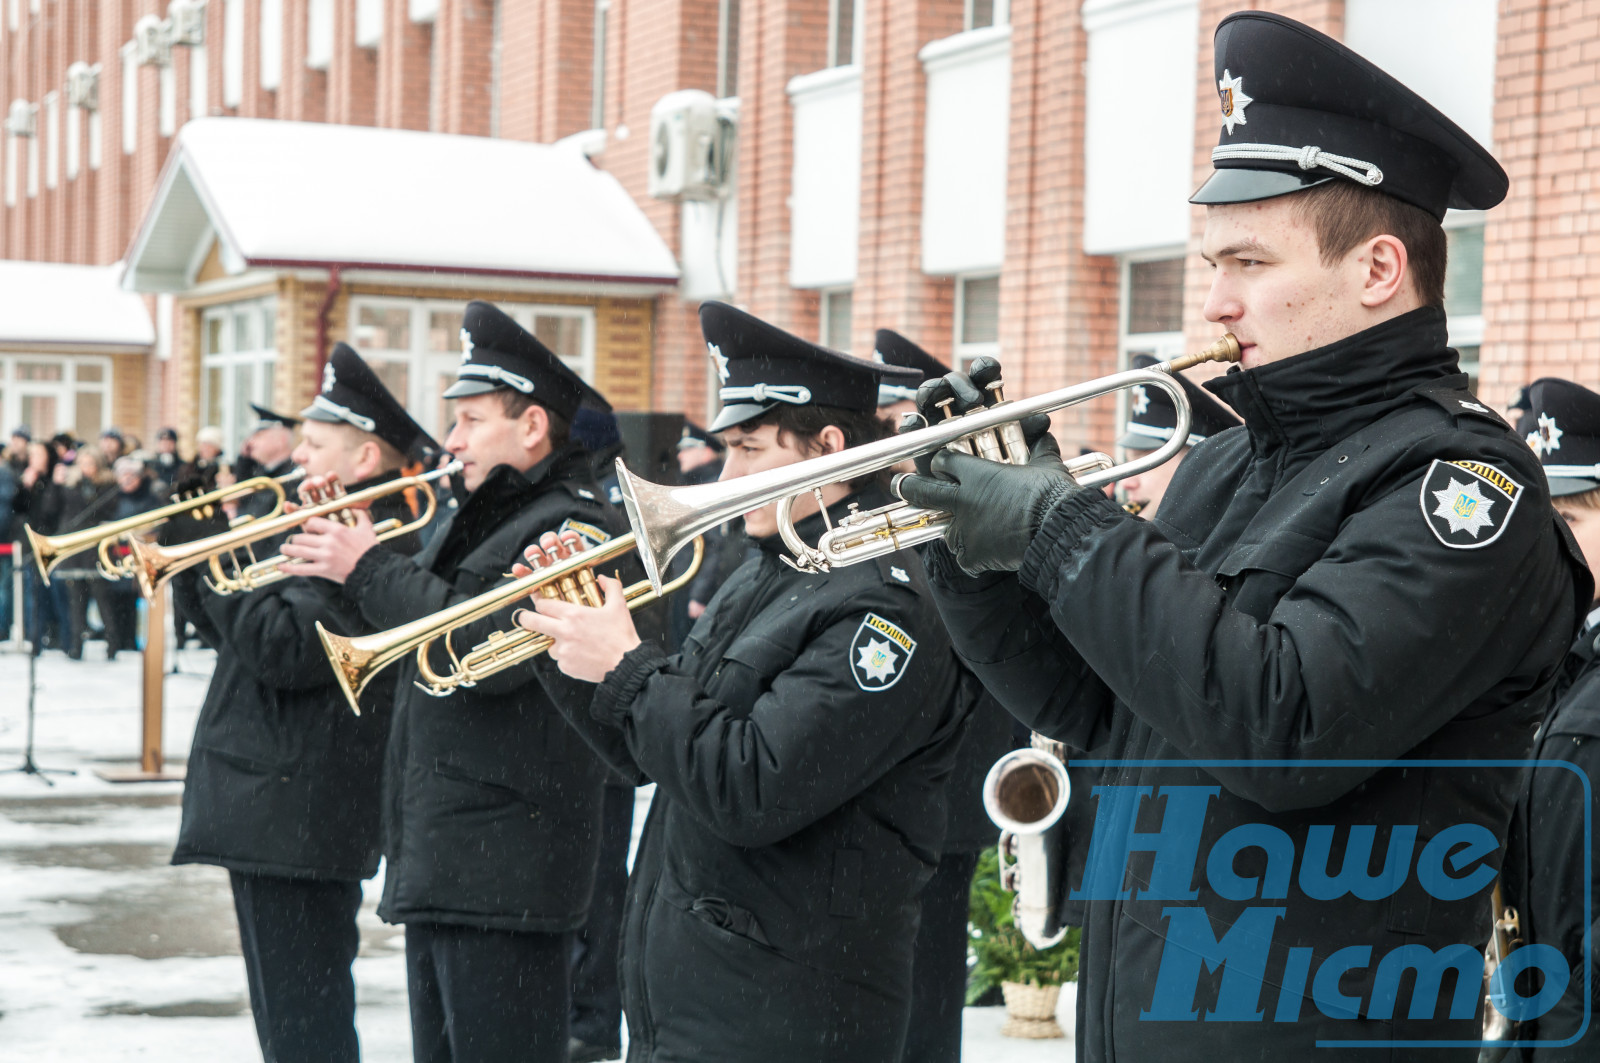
[897,431,1083,575]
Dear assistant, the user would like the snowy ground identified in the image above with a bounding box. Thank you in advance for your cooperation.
[0,641,1075,1061]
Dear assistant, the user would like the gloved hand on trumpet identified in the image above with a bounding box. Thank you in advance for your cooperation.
[896,359,1096,576]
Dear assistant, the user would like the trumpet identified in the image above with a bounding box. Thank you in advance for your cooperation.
[1478,881,1523,1062]
[125,464,457,598]
[985,737,1073,949]
[615,336,1241,591]
[23,469,305,584]
[317,532,704,714]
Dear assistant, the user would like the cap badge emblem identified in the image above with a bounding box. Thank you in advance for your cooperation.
[459,328,475,365]
[1130,385,1149,417]
[1535,412,1563,457]
[708,343,730,384]
[321,362,336,394]
[1217,70,1253,135]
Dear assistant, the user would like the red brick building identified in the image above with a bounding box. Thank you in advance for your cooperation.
[0,0,1591,456]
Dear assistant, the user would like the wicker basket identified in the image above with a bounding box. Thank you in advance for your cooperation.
[1000,980,1064,1039]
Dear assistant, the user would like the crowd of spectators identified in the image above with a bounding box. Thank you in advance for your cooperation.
[0,424,226,658]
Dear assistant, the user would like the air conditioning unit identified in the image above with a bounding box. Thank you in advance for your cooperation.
[648,89,732,201]
[134,15,173,67]
[66,62,100,111]
[6,99,36,138]
[168,0,206,47]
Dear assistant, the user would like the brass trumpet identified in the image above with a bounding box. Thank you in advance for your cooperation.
[23,469,305,584]
[317,532,704,715]
[615,336,1241,591]
[125,464,457,598]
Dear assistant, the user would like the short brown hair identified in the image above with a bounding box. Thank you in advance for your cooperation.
[737,404,892,489]
[1291,181,1448,308]
[496,389,571,448]
[1559,486,1600,511]
[328,421,407,472]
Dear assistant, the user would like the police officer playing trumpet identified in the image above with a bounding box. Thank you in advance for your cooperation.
[517,302,968,1062]
[897,13,1590,1059]
[282,302,637,1063]
[171,343,437,1063]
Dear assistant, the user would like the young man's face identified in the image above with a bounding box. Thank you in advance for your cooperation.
[1201,196,1397,369]
[1116,446,1188,521]
[719,423,825,539]
[292,420,371,484]
[1556,498,1600,595]
[444,393,546,492]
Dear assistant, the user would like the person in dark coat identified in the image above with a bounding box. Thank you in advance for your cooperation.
[1501,378,1600,1061]
[231,405,300,523]
[147,426,185,495]
[874,327,1018,1063]
[281,303,635,1063]
[16,439,69,654]
[170,343,438,1063]
[55,451,122,659]
[517,302,969,1063]
[896,14,1592,1060]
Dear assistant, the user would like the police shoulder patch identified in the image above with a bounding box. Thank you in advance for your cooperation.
[849,612,918,693]
[558,518,611,549]
[1419,459,1523,550]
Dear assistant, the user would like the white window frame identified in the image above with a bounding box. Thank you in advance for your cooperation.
[355,0,383,48]
[223,0,244,107]
[0,354,114,441]
[65,95,79,180]
[826,0,863,69]
[819,287,853,352]
[953,273,1001,369]
[121,41,138,155]
[592,0,610,131]
[1115,250,1187,444]
[260,0,283,91]
[965,0,1010,30]
[200,297,280,455]
[347,296,598,443]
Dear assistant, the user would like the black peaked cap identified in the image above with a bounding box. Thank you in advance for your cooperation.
[874,329,950,406]
[248,403,301,431]
[444,300,612,419]
[302,343,441,463]
[1118,354,1242,450]
[701,301,921,433]
[1525,378,1600,497]
[1191,12,1507,219]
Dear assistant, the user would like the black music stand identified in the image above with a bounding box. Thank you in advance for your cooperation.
[2,645,77,787]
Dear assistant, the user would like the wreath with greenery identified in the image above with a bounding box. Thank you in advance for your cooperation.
[967,844,1081,1005]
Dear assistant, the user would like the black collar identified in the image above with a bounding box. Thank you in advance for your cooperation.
[1205,306,1460,456]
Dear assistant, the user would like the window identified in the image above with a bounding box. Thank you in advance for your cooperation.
[954,275,1000,368]
[827,0,860,68]
[1444,218,1486,389]
[355,0,382,47]
[591,0,609,130]
[0,355,112,441]
[200,297,279,454]
[260,0,283,91]
[121,43,137,155]
[965,0,1009,30]
[223,0,244,107]
[43,93,57,189]
[307,0,333,70]
[820,289,853,352]
[1117,254,1186,433]
[717,0,741,99]
[349,297,596,441]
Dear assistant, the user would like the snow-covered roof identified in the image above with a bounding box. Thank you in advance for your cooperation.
[122,118,680,293]
[0,260,155,348]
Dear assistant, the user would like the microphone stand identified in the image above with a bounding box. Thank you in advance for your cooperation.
[1,644,77,786]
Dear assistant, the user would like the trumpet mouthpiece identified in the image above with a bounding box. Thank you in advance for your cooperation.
[1164,334,1242,373]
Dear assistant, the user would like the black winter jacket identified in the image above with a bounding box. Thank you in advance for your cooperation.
[926,309,1591,1061]
[537,489,968,1063]
[1504,620,1600,1061]
[171,477,422,880]
[344,445,629,932]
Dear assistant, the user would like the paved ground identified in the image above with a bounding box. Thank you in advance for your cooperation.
[0,641,1075,1061]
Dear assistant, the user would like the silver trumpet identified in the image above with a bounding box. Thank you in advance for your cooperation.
[615,335,1241,593]
[984,738,1073,949]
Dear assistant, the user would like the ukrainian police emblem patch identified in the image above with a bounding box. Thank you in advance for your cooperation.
[849,612,917,693]
[1419,459,1522,549]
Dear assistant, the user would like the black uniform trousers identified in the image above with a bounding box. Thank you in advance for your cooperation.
[229,871,363,1063]
[901,849,981,1063]
[569,781,636,1050]
[406,923,571,1063]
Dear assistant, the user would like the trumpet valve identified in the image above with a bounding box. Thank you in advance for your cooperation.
[575,566,604,609]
